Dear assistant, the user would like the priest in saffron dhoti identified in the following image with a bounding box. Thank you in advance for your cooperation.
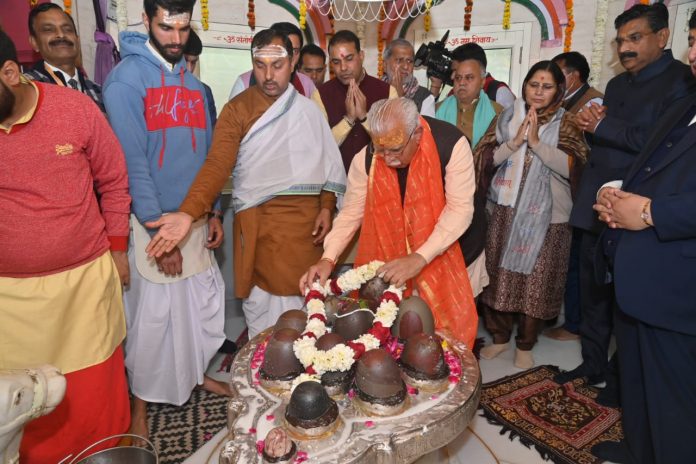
[300,97,479,350]
[144,28,346,339]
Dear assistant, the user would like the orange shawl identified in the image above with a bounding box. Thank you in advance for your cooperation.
[355,118,478,349]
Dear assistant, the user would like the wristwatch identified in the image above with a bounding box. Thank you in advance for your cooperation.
[640,200,652,226]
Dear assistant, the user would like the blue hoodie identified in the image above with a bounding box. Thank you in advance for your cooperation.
[103,31,218,226]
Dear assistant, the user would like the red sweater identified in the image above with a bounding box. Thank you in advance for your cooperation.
[0,83,131,277]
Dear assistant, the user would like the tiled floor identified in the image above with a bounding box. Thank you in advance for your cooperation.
[186,319,610,464]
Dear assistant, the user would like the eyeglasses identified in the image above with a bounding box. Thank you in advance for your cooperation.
[614,31,656,47]
[526,82,557,92]
[374,130,415,158]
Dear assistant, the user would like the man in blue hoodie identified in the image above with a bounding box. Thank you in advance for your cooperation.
[102,0,228,443]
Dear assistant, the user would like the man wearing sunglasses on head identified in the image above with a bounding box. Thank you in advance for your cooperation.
[299,97,479,350]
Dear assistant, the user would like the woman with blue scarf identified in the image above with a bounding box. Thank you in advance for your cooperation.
[473,61,588,369]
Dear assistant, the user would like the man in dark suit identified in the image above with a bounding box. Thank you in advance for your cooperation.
[589,14,696,463]
[555,3,692,396]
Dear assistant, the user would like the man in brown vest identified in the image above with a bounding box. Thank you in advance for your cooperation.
[553,51,604,115]
[312,30,398,172]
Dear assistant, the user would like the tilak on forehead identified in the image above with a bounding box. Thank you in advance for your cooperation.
[252,44,289,59]
[374,127,407,147]
[161,11,190,25]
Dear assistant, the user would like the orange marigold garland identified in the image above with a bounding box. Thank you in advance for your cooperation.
[502,0,511,30]
[201,0,209,31]
[564,0,574,52]
[464,0,473,31]
[64,0,71,15]
[377,7,385,78]
[639,0,650,4]
[247,0,255,31]
[28,0,38,7]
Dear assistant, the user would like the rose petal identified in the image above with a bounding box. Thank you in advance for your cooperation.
[256,440,265,454]
[365,420,375,428]
[266,414,275,421]
[204,432,213,441]
[430,395,439,400]
[406,385,419,395]
[249,427,257,434]
[347,389,355,399]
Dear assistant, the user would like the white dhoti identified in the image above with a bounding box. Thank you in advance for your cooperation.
[123,219,226,405]
[243,286,304,339]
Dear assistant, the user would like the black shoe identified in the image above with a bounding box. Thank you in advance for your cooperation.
[595,386,620,408]
[554,365,604,385]
[218,339,238,355]
[590,440,631,463]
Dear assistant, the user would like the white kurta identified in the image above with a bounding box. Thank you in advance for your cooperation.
[123,241,226,406]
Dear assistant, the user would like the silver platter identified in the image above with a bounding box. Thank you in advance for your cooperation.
[220,329,481,464]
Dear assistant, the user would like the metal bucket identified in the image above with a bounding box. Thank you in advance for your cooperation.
[63,434,158,464]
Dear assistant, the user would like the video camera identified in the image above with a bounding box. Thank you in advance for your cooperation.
[414,30,453,86]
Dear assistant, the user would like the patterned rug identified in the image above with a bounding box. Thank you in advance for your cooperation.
[147,389,229,463]
[479,365,623,464]
[146,333,248,463]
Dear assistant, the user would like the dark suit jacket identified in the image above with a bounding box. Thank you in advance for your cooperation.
[570,50,692,234]
[24,60,105,112]
[609,92,696,336]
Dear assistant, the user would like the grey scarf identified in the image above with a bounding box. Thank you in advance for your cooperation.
[489,98,564,274]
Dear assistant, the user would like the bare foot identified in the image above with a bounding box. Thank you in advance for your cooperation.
[199,375,232,396]
[128,396,149,447]
[480,342,509,360]
[514,349,534,369]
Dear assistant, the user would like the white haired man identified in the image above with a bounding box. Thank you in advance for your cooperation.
[300,97,479,349]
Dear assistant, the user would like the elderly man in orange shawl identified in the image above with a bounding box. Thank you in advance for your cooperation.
[300,97,479,349]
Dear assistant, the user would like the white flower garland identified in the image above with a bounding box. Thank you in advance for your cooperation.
[116,0,128,32]
[589,0,608,87]
[292,261,403,381]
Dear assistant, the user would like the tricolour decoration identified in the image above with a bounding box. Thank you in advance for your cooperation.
[563,0,573,52]
[464,0,473,31]
[291,261,403,390]
[201,0,209,31]
[503,0,511,29]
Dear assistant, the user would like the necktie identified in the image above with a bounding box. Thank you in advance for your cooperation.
[67,78,78,90]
